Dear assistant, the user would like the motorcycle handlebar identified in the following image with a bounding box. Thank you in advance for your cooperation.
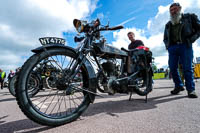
[121,47,139,53]
[108,25,124,30]
[98,25,124,31]
[121,47,129,52]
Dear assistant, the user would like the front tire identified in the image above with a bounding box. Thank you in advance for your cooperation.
[16,48,91,126]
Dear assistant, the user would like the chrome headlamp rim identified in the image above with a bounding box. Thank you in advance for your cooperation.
[73,19,86,33]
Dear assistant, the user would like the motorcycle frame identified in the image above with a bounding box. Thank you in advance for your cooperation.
[31,27,151,102]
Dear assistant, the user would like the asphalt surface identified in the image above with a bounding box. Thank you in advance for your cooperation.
[0,79,200,133]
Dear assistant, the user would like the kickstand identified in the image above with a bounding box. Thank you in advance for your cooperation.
[145,94,148,103]
[129,91,133,101]
[129,90,148,102]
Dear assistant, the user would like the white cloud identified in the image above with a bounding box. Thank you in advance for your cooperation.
[154,56,169,68]
[0,0,98,74]
[174,0,200,9]
[147,6,169,35]
[0,52,25,72]
[193,41,200,61]
[29,0,97,30]
[119,17,136,26]
[157,5,169,15]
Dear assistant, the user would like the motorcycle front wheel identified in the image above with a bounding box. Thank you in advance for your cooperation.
[16,48,91,126]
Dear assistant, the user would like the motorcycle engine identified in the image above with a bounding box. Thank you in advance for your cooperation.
[97,60,120,94]
[101,61,116,76]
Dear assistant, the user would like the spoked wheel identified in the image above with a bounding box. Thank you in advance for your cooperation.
[26,73,41,97]
[16,48,91,126]
[134,57,152,96]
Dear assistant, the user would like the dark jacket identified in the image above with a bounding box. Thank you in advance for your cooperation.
[163,13,200,49]
[128,40,144,50]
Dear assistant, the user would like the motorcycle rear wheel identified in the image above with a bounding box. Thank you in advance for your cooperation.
[16,48,91,126]
[134,58,152,96]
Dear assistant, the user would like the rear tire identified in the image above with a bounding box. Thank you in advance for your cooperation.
[134,57,153,96]
[16,48,91,126]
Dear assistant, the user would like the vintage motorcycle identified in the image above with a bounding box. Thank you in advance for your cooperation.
[15,19,153,126]
[8,71,40,97]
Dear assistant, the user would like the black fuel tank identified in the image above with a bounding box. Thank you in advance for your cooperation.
[93,42,128,59]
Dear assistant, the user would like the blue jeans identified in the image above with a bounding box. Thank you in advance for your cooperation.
[168,44,195,92]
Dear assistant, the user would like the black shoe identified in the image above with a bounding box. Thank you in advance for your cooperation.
[171,86,184,95]
[188,91,198,98]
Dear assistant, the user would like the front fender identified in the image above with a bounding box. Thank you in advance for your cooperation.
[32,45,97,102]
[31,44,77,54]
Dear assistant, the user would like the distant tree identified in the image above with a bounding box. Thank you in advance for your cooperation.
[152,63,158,73]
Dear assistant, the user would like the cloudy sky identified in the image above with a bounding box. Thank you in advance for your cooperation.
[0,0,200,75]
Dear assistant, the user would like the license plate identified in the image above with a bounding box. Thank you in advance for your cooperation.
[39,37,65,46]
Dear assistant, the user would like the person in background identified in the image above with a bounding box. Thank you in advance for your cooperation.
[165,68,169,79]
[8,70,15,82]
[163,2,200,98]
[128,32,144,49]
[127,31,144,74]
[0,69,6,89]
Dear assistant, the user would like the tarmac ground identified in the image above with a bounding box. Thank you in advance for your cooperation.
[0,79,200,133]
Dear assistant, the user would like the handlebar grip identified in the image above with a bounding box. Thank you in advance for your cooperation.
[121,47,129,52]
[108,25,124,30]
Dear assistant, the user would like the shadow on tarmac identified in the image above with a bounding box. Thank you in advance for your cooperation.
[153,86,174,89]
[83,94,187,117]
[0,115,9,125]
[0,118,53,133]
[0,97,16,102]
[0,104,53,132]
[0,91,16,102]
[0,91,12,96]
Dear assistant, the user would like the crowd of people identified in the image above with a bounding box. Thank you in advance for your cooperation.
[0,69,16,89]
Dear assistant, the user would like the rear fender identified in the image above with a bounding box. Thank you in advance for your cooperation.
[32,45,97,102]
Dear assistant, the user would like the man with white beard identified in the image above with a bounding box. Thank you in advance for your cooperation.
[163,2,200,98]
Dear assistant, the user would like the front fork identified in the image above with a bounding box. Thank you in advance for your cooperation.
[64,50,103,97]
[63,50,88,88]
